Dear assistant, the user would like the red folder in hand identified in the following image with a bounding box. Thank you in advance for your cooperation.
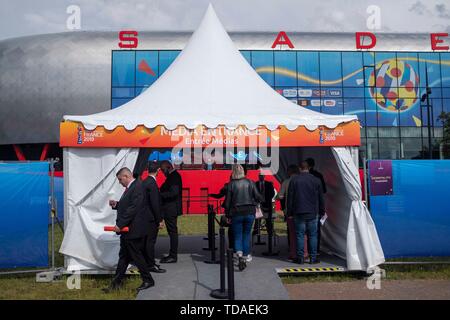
[104,226,129,233]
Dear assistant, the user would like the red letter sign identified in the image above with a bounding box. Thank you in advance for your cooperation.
[271,31,294,49]
[430,33,449,50]
[118,30,139,49]
[355,32,377,50]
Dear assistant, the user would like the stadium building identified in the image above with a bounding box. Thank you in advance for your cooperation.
[1,31,449,163]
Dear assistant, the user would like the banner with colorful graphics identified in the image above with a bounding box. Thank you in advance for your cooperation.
[60,121,360,148]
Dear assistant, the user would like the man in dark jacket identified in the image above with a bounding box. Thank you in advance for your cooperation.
[253,170,276,243]
[142,161,166,273]
[159,160,183,263]
[287,161,325,264]
[305,157,327,253]
[105,167,154,292]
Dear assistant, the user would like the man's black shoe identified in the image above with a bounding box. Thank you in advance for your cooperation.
[149,265,167,273]
[309,258,320,264]
[160,256,177,263]
[136,281,155,291]
[294,257,305,265]
[238,257,247,271]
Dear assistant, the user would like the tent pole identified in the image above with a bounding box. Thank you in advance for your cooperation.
[50,158,55,270]
[363,156,369,211]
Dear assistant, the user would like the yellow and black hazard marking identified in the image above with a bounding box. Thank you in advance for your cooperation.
[276,267,346,274]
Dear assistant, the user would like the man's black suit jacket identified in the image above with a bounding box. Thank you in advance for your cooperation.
[160,170,183,217]
[256,180,275,213]
[114,179,151,240]
[142,176,162,223]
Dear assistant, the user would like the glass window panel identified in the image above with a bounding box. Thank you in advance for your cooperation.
[112,98,132,109]
[365,98,378,127]
[366,137,379,159]
[112,51,135,87]
[343,87,365,98]
[400,127,422,138]
[321,98,343,115]
[252,51,274,86]
[274,51,297,87]
[432,98,443,127]
[377,95,399,127]
[136,51,158,87]
[319,52,342,87]
[442,87,450,97]
[401,138,423,159]
[399,98,422,127]
[159,51,180,75]
[378,127,400,138]
[444,99,450,113]
[441,52,450,87]
[344,98,365,126]
[240,50,251,64]
[135,87,149,96]
[418,53,442,88]
[112,87,134,98]
[374,52,398,88]
[367,127,378,138]
[297,52,320,87]
[379,138,400,159]
[342,52,364,87]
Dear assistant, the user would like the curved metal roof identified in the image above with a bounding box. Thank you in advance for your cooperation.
[0,30,440,144]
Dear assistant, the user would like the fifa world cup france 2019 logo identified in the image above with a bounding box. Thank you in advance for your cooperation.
[77,125,83,144]
[319,127,324,144]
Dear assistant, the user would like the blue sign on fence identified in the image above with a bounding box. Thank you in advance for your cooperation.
[370,160,450,258]
[0,162,49,269]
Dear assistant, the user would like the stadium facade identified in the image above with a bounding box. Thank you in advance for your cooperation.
[0,31,449,163]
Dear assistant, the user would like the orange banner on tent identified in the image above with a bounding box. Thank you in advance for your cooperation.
[60,121,360,148]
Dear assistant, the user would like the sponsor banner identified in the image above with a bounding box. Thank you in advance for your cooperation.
[60,121,361,148]
[282,88,297,98]
[297,89,312,97]
[369,160,394,196]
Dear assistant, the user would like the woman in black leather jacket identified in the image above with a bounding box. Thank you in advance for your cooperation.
[225,164,263,268]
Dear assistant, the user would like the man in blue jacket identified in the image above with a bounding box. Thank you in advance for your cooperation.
[287,161,325,264]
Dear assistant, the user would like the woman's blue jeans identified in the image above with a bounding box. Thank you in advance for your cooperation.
[232,214,255,256]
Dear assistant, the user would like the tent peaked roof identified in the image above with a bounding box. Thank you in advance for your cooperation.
[63,4,357,131]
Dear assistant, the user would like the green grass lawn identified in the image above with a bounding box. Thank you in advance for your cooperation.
[1,213,450,299]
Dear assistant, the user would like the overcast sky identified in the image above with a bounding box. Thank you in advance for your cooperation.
[1,0,450,40]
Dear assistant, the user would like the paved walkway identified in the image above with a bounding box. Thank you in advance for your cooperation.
[137,234,344,300]
[286,280,450,300]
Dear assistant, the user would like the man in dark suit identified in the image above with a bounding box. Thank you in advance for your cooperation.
[104,167,154,292]
[287,161,325,265]
[142,161,166,273]
[253,169,276,240]
[159,160,183,263]
[305,157,327,254]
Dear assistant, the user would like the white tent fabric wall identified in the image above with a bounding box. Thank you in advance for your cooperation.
[332,147,385,270]
[60,147,139,271]
[291,147,384,271]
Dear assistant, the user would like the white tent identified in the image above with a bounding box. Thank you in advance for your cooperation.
[60,5,385,271]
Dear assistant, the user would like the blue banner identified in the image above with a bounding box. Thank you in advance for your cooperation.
[0,162,49,269]
[370,160,450,258]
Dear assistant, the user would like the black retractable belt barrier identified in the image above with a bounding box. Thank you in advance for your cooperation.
[210,226,228,299]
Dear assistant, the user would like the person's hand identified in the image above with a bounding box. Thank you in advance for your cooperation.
[113,225,121,233]
[226,218,232,225]
[109,200,117,208]
[159,221,165,229]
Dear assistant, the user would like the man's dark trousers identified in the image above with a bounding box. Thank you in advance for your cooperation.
[145,221,159,267]
[114,237,153,284]
[164,213,178,257]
